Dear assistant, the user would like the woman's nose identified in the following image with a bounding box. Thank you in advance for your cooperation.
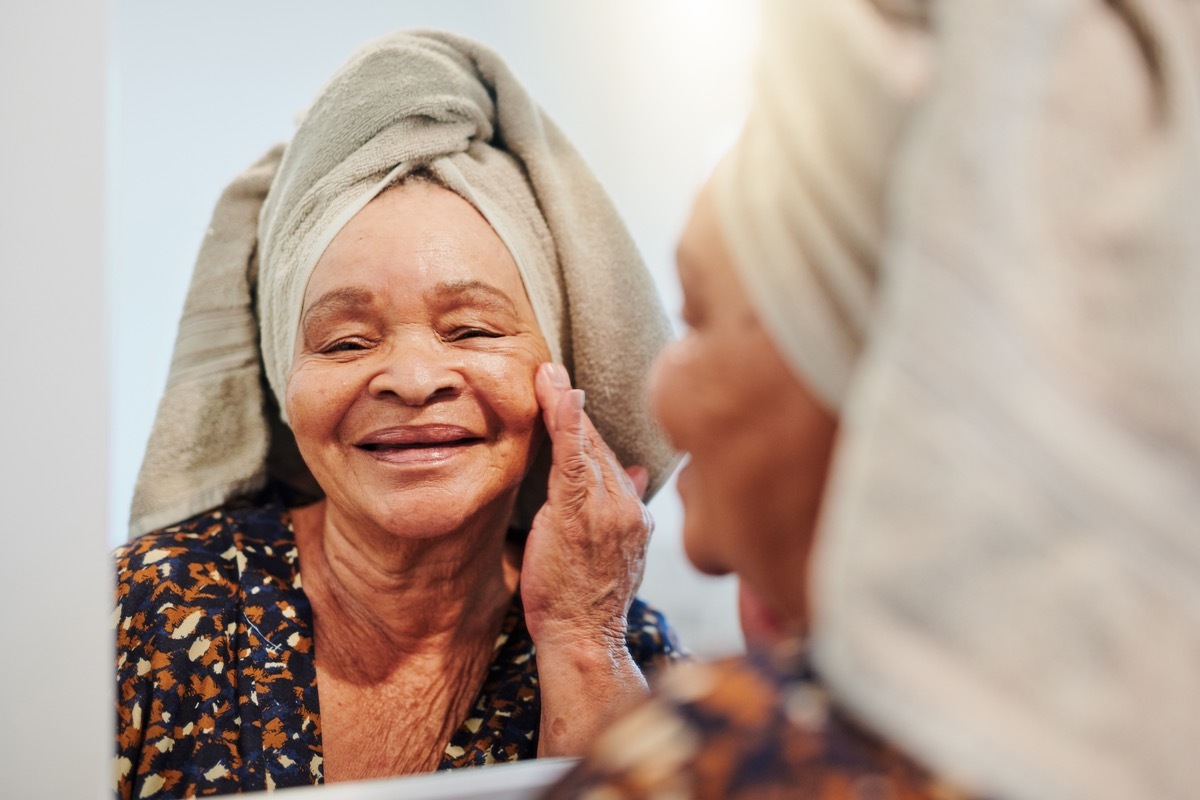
[366,336,464,406]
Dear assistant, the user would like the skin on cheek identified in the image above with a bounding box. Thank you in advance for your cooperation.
[491,335,549,412]
[285,368,323,431]
[648,339,699,448]
[485,358,539,406]
[653,326,799,578]
[284,373,303,432]
[652,334,740,455]
[464,350,546,479]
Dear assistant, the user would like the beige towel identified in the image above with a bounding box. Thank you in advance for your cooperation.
[131,30,675,538]
[715,1,1200,799]
[711,0,931,410]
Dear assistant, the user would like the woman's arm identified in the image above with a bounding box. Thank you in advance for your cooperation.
[522,362,659,756]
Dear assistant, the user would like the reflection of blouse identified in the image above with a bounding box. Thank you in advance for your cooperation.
[113,489,682,799]
[545,642,975,800]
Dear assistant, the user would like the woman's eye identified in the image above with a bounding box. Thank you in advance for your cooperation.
[449,327,502,341]
[321,338,370,354]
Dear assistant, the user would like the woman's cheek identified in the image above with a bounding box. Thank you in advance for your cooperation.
[648,339,702,448]
[284,369,308,432]
[285,362,348,441]
[475,351,542,427]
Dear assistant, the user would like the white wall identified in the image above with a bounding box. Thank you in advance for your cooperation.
[111,1,759,660]
[0,2,110,797]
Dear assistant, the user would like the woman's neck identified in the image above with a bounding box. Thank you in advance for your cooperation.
[290,498,520,683]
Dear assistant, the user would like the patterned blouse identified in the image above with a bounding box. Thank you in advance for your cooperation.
[113,489,682,799]
[544,641,976,800]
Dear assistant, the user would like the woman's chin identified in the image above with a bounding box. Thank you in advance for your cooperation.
[320,468,518,538]
[385,504,490,538]
[371,489,519,541]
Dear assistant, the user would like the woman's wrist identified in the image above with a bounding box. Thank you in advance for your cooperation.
[530,617,630,662]
[534,628,648,758]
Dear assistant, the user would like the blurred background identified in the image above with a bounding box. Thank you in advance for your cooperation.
[109,0,761,657]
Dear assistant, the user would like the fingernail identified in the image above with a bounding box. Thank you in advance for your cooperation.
[551,363,571,390]
[569,389,585,411]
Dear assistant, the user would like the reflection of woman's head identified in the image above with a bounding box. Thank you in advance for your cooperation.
[130,30,677,539]
[286,179,551,541]
[119,31,685,794]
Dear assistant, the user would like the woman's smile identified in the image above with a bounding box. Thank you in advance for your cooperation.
[353,424,487,466]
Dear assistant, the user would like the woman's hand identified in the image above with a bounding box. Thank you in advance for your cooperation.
[523,362,652,645]
[521,362,654,755]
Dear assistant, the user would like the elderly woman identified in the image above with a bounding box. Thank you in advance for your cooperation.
[113,31,682,798]
[550,1,1200,799]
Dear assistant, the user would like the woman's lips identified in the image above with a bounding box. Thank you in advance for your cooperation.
[355,425,484,464]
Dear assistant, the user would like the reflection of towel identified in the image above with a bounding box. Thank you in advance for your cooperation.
[712,1,931,410]
[716,1,1200,799]
[129,146,284,537]
[130,30,676,538]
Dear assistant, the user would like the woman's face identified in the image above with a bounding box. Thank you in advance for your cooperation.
[648,182,837,626]
[286,181,551,540]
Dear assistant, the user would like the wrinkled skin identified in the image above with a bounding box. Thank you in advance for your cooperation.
[285,181,654,778]
[287,184,551,547]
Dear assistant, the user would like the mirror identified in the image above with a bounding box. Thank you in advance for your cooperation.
[107,2,756,795]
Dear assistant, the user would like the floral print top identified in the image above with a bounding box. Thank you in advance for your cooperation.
[544,641,977,800]
[113,489,682,799]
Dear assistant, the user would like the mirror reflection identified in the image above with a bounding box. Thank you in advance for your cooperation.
[111,5,755,797]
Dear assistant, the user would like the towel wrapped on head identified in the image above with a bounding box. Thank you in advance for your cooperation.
[130,30,675,538]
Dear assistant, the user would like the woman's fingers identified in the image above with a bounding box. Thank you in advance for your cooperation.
[553,388,588,466]
[537,363,601,467]
[536,364,649,505]
[538,364,639,492]
[524,363,653,641]
[535,362,572,438]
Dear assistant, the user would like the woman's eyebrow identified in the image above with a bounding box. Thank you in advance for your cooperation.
[300,286,375,330]
[434,279,518,315]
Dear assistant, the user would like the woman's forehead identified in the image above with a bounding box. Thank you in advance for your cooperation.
[305,182,533,309]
